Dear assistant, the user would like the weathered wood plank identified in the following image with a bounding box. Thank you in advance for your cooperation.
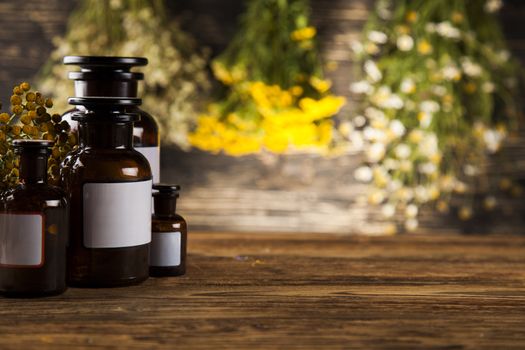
[0,232,525,349]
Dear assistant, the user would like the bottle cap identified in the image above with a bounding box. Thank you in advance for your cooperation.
[68,97,141,107]
[68,71,144,81]
[68,97,141,122]
[63,56,148,69]
[64,56,147,81]
[12,139,54,155]
[153,184,181,197]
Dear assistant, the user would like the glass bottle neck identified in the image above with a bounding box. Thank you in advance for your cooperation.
[19,152,48,185]
[153,196,178,218]
[79,121,134,149]
[74,80,139,98]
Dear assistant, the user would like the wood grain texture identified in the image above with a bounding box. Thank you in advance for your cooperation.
[1,232,525,349]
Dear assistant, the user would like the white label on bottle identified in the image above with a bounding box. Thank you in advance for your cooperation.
[0,213,43,267]
[135,146,160,183]
[150,231,181,267]
[83,180,152,248]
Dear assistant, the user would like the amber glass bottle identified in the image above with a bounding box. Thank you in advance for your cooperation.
[0,140,68,297]
[61,97,152,287]
[62,56,160,182]
[150,184,187,277]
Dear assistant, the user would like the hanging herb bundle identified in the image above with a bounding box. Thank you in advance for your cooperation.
[345,0,522,232]
[189,0,345,156]
[38,0,210,147]
[0,82,77,190]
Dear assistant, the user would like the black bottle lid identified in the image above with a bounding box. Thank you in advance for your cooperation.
[153,184,181,197]
[153,184,181,216]
[12,139,54,155]
[68,97,142,107]
[63,56,148,69]
[68,71,144,81]
[68,97,141,122]
[64,56,147,81]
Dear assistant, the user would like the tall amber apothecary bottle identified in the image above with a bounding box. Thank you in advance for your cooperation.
[62,56,160,182]
[0,140,68,297]
[61,97,152,287]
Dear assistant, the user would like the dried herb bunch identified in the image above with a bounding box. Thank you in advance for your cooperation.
[346,0,522,232]
[189,0,345,156]
[0,82,77,189]
[38,0,210,147]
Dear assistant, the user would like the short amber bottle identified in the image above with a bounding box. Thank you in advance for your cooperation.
[150,184,187,277]
[61,97,152,287]
[0,140,68,297]
[62,56,160,182]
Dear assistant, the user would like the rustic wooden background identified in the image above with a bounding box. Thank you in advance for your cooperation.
[0,0,524,234]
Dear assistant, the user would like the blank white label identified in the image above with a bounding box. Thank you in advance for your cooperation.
[83,180,152,248]
[150,231,181,267]
[136,146,160,183]
[0,213,43,267]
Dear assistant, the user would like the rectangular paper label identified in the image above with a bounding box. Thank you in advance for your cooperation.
[135,146,160,183]
[83,180,152,248]
[150,231,181,267]
[0,213,43,267]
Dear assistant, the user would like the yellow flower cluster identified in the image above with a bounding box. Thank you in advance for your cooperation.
[290,26,316,41]
[189,80,345,156]
[0,82,77,188]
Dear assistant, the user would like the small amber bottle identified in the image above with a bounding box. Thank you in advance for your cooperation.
[61,97,152,287]
[150,184,187,277]
[62,56,160,182]
[0,140,68,297]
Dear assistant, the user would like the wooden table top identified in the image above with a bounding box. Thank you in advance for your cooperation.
[1,232,525,349]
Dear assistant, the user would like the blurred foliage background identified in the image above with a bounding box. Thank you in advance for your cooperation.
[0,0,524,234]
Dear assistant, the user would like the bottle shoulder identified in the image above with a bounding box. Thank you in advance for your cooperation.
[152,214,187,233]
[60,148,152,182]
[2,184,68,211]
[132,107,158,129]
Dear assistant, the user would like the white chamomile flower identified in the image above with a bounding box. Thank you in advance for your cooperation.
[363,127,386,142]
[418,111,433,128]
[405,204,418,218]
[350,80,373,94]
[482,82,495,93]
[353,115,367,128]
[414,186,430,202]
[381,203,396,218]
[483,129,504,153]
[463,164,479,176]
[419,133,439,158]
[364,60,382,82]
[436,21,461,39]
[484,0,503,13]
[396,34,414,51]
[420,100,440,114]
[400,78,416,94]
[418,162,437,175]
[442,65,461,81]
[368,30,388,44]
[461,58,483,77]
[366,143,386,162]
[354,166,373,182]
[389,119,406,138]
[394,143,411,159]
